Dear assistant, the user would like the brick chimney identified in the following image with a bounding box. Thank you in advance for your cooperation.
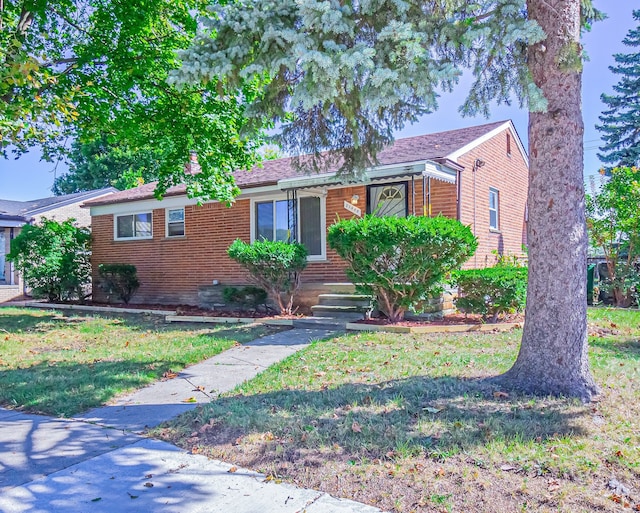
[184,151,202,175]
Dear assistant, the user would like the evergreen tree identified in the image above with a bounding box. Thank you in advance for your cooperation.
[172,0,602,401]
[596,9,640,168]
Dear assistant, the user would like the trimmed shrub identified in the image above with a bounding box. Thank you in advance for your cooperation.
[7,218,91,302]
[328,215,477,322]
[98,264,140,304]
[453,265,528,322]
[222,286,269,313]
[227,239,308,315]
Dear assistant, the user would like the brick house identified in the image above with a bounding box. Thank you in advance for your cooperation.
[85,121,528,309]
[0,188,116,302]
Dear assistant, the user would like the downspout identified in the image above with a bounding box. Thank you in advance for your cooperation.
[411,175,416,215]
[422,175,427,217]
[427,177,432,217]
[472,159,486,268]
[456,170,462,221]
[9,227,14,286]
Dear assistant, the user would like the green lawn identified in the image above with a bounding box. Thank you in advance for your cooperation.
[0,307,279,417]
[156,307,640,513]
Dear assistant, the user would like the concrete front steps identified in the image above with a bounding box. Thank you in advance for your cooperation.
[311,293,374,320]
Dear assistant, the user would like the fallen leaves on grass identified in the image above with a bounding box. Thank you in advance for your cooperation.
[351,421,362,433]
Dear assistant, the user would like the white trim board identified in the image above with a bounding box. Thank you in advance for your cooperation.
[446,121,529,167]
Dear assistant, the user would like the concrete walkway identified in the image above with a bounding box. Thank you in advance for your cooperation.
[0,327,384,513]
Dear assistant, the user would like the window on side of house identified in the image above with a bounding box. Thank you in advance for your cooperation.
[115,212,152,240]
[489,187,499,230]
[253,195,324,259]
[367,182,408,217]
[166,208,185,237]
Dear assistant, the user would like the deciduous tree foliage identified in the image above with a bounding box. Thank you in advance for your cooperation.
[586,166,640,307]
[596,9,640,168]
[174,0,602,400]
[7,218,91,302]
[52,136,163,194]
[1,0,264,202]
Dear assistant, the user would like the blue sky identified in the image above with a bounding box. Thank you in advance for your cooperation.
[1,2,636,201]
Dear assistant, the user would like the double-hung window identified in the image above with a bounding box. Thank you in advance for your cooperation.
[489,188,499,230]
[115,212,152,240]
[253,195,324,260]
[166,208,185,237]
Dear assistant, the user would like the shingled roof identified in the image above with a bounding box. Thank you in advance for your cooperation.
[84,120,511,208]
[0,188,117,220]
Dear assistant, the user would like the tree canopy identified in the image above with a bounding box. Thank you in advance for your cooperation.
[586,166,640,307]
[51,136,162,194]
[1,0,265,202]
[171,0,599,179]
[172,0,602,400]
[596,9,640,169]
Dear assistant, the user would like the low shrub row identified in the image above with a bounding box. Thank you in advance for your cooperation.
[7,216,527,322]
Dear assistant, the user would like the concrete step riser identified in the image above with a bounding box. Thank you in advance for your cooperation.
[318,294,372,301]
[311,307,366,320]
[318,298,373,307]
[312,312,364,320]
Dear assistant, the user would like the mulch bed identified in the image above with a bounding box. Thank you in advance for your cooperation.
[357,313,525,327]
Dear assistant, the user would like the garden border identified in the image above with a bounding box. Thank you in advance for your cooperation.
[345,321,523,334]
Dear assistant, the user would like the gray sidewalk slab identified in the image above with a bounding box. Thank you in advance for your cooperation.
[0,438,383,513]
[0,412,138,492]
[0,327,385,512]
[74,328,334,433]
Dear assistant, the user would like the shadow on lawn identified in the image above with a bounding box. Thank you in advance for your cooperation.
[0,310,64,333]
[589,337,640,359]
[0,359,185,417]
[176,374,590,463]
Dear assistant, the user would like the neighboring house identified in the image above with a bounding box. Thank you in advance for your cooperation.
[85,121,528,308]
[0,188,117,302]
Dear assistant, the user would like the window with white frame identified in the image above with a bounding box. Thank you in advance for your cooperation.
[115,212,152,240]
[253,195,324,259]
[166,208,185,237]
[489,188,499,230]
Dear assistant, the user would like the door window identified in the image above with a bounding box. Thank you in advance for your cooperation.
[367,183,407,217]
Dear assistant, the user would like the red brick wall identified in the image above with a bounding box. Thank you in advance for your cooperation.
[91,130,526,305]
[457,128,528,268]
[92,201,252,304]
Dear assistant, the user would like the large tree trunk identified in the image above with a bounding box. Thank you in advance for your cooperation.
[499,0,599,401]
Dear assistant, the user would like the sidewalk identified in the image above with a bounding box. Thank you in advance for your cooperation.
[0,327,384,513]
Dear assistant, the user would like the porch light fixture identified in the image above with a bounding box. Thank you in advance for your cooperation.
[351,194,359,205]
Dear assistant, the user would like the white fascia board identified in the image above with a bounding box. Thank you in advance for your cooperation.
[446,121,529,167]
[89,195,200,217]
[89,184,282,217]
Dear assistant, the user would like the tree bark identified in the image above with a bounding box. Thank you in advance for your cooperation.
[499,0,600,401]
